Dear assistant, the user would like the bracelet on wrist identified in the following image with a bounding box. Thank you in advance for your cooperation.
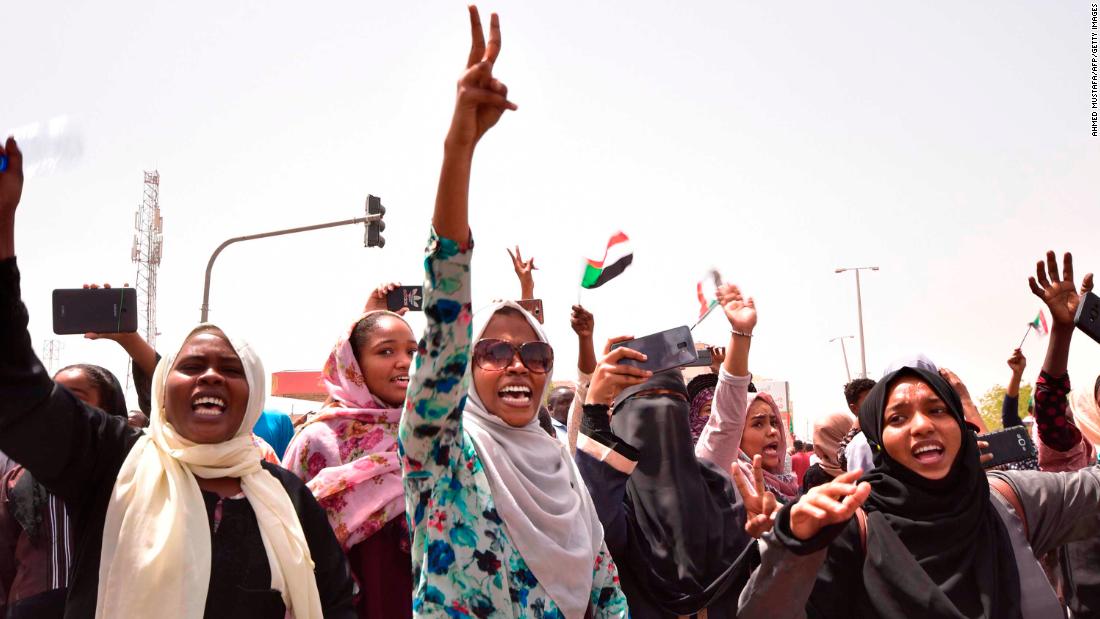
[731,329,753,338]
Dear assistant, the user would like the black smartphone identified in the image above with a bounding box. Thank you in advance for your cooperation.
[1075,291,1100,345]
[684,347,714,368]
[52,288,138,335]
[979,426,1037,470]
[516,299,544,324]
[386,286,424,312]
[610,326,698,373]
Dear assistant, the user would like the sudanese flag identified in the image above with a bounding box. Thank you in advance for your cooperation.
[581,231,633,289]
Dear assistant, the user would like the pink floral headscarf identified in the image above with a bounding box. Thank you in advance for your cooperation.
[281,311,408,551]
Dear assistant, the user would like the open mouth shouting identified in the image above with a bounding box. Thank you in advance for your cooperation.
[497,382,534,408]
[911,440,946,465]
[192,394,228,417]
[761,441,780,458]
[391,374,410,388]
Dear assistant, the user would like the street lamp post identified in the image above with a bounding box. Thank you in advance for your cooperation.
[835,266,879,378]
[200,196,386,322]
[829,335,855,382]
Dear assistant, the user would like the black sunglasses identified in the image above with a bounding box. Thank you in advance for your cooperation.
[473,339,554,374]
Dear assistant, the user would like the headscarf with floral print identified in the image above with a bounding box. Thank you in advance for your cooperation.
[281,311,409,550]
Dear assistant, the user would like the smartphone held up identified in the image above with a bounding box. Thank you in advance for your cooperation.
[52,288,138,335]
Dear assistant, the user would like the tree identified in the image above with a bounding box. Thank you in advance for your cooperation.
[978,383,1033,432]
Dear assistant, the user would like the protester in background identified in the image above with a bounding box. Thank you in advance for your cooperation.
[686,371,719,443]
[1024,251,1100,615]
[0,136,354,618]
[253,410,295,460]
[838,378,876,472]
[283,297,416,619]
[547,385,574,444]
[800,411,856,492]
[739,391,799,502]
[399,10,627,617]
[1,363,126,618]
[790,439,811,487]
[575,282,764,618]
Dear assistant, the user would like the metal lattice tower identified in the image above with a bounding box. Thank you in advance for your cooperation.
[41,339,63,375]
[131,171,163,348]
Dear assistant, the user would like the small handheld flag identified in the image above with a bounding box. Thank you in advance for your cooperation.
[1018,310,1051,348]
[581,231,633,289]
[1030,311,1049,336]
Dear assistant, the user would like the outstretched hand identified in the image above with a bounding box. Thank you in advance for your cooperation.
[1028,251,1094,328]
[718,283,757,335]
[585,336,652,406]
[789,469,871,541]
[731,454,779,538]
[446,6,517,150]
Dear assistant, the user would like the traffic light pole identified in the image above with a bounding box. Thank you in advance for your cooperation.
[199,212,383,322]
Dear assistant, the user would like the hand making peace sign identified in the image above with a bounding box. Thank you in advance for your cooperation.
[446,6,518,150]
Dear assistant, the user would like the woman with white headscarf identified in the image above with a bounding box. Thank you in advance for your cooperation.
[397,8,627,618]
[0,136,354,618]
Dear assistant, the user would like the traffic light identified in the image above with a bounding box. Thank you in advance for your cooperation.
[366,195,386,248]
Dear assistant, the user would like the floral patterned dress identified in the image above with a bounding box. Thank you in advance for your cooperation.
[398,231,629,619]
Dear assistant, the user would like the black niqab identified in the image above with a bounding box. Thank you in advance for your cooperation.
[609,370,757,615]
[856,367,1022,619]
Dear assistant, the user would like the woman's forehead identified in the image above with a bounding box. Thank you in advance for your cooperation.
[178,332,239,359]
[482,312,539,342]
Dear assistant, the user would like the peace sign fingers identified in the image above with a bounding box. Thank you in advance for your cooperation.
[467,7,501,69]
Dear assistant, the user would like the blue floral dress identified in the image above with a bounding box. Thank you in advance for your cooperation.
[398,231,629,619]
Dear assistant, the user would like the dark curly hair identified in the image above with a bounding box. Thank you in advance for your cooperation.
[843,378,877,406]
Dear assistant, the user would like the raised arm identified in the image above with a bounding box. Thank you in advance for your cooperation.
[432,6,515,245]
[697,283,754,468]
[566,305,597,453]
[0,138,135,504]
[400,5,514,484]
[1002,349,1026,428]
[1028,251,1094,454]
[507,246,537,300]
[0,138,20,260]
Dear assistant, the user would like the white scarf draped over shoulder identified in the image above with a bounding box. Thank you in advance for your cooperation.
[463,302,604,619]
[96,324,322,618]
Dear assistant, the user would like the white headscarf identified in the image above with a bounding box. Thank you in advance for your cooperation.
[463,302,604,619]
[96,324,322,619]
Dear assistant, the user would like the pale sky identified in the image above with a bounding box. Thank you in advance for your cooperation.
[5,0,1099,437]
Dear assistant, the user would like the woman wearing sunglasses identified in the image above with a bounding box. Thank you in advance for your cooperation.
[397,7,628,619]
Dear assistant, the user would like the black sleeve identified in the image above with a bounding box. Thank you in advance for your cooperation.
[133,352,162,416]
[771,504,862,619]
[262,462,356,618]
[0,257,138,508]
[1001,394,1024,429]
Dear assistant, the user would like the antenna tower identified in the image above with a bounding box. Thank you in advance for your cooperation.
[42,339,63,375]
[131,171,163,348]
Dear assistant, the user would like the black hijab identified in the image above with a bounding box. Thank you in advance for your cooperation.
[856,367,1021,619]
[609,370,757,615]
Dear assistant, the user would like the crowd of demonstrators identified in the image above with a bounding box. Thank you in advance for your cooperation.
[7,7,1100,619]
[573,281,760,618]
